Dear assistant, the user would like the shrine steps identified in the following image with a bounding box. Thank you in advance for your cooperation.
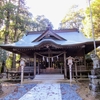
[31,74,64,83]
[23,74,77,84]
[30,74,77,83]
[34,74,64,80]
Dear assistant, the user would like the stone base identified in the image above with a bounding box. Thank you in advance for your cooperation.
[91,68,100,75]
[89,56,100,99]
[89,78,100,85]
[0,83,3,95]
[88,75,100,79]
[0,90,3,95]
[89,83,100,92]
[90,90,100,98]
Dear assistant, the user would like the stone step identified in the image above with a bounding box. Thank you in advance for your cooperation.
[34,74,64,80]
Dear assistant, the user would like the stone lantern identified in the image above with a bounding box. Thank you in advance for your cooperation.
[88,54,100,98]
[20,58,26,86]
[67,56,74,86]
[0,62,3,94]
[0,75,3,95]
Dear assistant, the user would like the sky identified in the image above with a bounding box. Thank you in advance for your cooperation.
[26,0,88,29]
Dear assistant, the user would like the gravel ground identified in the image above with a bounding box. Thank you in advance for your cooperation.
[76,80,100,100]
[60,83,82,100]
[0,83,37,100]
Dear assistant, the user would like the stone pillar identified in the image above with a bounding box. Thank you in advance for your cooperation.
[21,65,24,86]
[20,58,26,86]
[67,56,74,86]
[0,74,3,94]
[88,54,100,98]
[69,64,72,86]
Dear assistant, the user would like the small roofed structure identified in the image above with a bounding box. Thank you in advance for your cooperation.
[0,27,100,79]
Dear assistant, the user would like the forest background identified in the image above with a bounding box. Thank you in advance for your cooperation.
[0,0,100,70]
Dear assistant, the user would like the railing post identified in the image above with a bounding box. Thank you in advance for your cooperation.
[21,65,24,86]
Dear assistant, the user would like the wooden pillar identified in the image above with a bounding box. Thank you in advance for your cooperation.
[83,48,86,68]
[75,62,78,82]
[48,58,50,68]
[37,59,40,74]
[12,53,16,69]
[48,49,51,68]
[34,53,36,76]
[64,52,67,78]
[61,65,62,74]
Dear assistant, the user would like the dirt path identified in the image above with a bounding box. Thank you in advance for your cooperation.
[0,82,17,98]
[76,80,100,100]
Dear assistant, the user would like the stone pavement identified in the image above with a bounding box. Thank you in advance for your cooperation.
[0,74,82,100]
[0,82,82,100]
[19,83,62,100]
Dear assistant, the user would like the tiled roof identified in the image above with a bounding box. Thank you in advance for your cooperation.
[1,29,94,47]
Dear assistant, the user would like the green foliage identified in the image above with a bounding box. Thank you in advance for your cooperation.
[6,56,12,70]
[0,0,53,44]
[33,15,53,31]
[0,0,34,43]
[16,54,20,68]
[82,0,100,39]
[60,5,84,30]
[3,2,16,12]
[16,54,20,61]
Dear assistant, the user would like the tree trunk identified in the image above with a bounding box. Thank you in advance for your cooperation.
[4,10,10,44]
[12,0,20,70]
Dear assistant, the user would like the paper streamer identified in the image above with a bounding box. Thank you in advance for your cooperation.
[52,57,53,61]
[43,56,44,61]
[47,57,48,62]
[57,56,59,60]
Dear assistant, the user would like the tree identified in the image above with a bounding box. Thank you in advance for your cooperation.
[0,0,53,69]
[59,5,84,31]
[2,1,16,43]
[6,56,12,70]
[0,0,34,43]
[33,15,53,31]
[82,0,100,38]
[0,0,34,69]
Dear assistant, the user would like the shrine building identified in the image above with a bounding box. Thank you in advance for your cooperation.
[1,27,100,79]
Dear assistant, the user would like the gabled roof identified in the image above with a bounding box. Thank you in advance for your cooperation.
[15,28,93,46]
[33,28,66,42]
[4,28,93,47]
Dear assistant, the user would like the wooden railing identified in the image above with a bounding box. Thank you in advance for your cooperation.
[7,66,34,80]
[72,65,91,78]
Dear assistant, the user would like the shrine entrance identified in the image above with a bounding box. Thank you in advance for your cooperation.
[36,52,64,74]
